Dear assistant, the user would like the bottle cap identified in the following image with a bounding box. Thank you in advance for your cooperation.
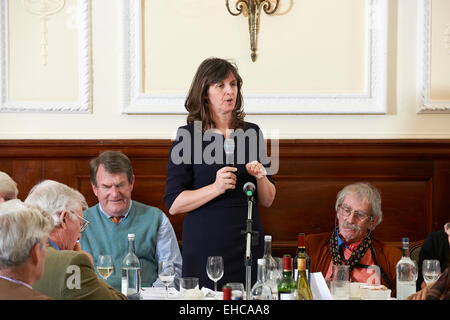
[264,235,272,241]
[298,233,306,247]
[128,233,135,238]
[402,237,409,242]
[282,254,292,271]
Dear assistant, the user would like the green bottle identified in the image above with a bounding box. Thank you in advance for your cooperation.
[277,254,297,300]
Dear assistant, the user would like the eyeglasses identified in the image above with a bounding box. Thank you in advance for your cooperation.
[76,214,90,233]
[339,204,371,222]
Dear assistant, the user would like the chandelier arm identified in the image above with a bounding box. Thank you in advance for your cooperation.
[226,0,248,16]
[261,0,279,15]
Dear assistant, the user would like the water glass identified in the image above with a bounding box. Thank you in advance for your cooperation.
[226,282,245,300]
[330,264,350,300]
[364,265,381,286]
[180,277,200,299]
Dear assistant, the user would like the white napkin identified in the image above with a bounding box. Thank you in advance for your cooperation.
[140,287,180,300]
[201,287,223,299]
[309,272,333,300]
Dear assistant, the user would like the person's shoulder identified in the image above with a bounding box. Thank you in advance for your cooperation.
[132,201,165,217]
[373,238,401,256]
[176,123,194,133]
[50,247,91,265]
[84,203,100,216]
[132,200,157,210]
[29,288,54,300]
[306,232,332,240]
[306,232,332,246]
[424,229,446,242]
[243,121,260,131]
[172,123,195,142]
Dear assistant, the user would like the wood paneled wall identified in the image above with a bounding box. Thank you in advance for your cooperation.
[1,139,449,257]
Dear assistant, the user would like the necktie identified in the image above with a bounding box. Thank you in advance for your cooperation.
[110,216,121,224]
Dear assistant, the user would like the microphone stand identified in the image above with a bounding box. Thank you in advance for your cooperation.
[243,192,256,299]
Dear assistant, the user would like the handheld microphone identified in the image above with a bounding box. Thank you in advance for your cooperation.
[224,138,235,166]
[243,182,256,197]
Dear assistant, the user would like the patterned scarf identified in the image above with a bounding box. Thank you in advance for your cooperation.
[329,227,373,276]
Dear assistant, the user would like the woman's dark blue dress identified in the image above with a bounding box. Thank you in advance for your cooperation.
[164,121,274,290]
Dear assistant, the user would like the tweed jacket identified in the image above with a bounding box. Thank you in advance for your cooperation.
[0,278,52,300]
[33,246,126,300]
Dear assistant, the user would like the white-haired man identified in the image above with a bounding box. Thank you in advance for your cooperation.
[0,199,53,299]
[306,182,401,296]
[25,180,126,300]
[0,171,18,202]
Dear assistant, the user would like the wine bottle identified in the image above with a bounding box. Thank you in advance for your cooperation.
[251,259,273,300]
[277,254,297,300]
[121,233,141,300]
[262,235,279,300]
[396,237,417,300]
[297,257,313,300]
[293,233,310,286]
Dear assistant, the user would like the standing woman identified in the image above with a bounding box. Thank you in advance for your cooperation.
[164,57,276,289]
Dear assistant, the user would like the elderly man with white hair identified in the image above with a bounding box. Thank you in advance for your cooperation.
[0,171,18,202]
[0,199,54,300]
[25,179,126,300]
[306,182,402,296]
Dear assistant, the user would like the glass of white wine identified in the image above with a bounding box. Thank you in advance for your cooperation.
[158,261,175,299]
[422,259,440,286]
[97,255,114,280]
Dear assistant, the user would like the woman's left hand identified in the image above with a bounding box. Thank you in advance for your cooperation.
[246,160,267,180]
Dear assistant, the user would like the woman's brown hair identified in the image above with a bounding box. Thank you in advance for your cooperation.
[185,57,245,131]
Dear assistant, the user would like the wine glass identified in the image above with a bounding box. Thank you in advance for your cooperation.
[158,261,175,299]
[206,256,224,297]
[422,259,440,286]
[96,255,114,280]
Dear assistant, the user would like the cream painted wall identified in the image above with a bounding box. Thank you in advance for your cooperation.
[0,0,449,139]
[143,0,366,94]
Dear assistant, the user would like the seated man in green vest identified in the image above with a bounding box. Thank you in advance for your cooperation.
[25,180,126,300]
[80,150,182,292]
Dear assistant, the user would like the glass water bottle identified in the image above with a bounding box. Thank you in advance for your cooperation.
[121,233,141,300]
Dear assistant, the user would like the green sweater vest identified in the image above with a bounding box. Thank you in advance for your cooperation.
[80,201,163,291]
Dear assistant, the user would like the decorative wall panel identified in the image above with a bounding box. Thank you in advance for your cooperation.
[121,0,388,114]
[417,0,450,113]
[0,0,91,112]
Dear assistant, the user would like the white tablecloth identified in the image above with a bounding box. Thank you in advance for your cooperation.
[140,287,223,300]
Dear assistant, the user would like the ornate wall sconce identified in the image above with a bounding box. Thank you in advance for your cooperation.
[226,0,279,62]
[22,0,66,66]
